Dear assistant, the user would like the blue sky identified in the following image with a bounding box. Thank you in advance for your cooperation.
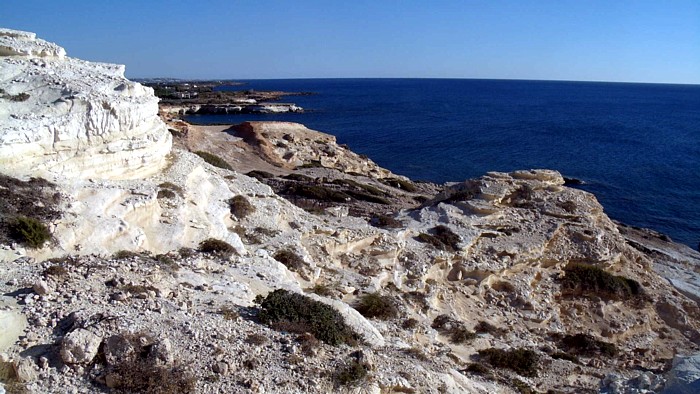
[2,0,699,84]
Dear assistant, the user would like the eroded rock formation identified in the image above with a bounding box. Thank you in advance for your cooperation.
[0,28,171,179]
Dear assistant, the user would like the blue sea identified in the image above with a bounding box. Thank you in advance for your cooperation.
[186,79,700,249]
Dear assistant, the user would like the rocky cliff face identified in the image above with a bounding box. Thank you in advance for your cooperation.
[0,28,171,179]
[2,29,700,394]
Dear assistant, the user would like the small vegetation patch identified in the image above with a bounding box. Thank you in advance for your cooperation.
[551,352,580,364]
[416,225,461,251]
[8,216,51,248]
[334,358,369,386]
[371,214,403,229]
[246,333,269,345]
[478,348,539,377]
[0,89,30,102]
[560,333,617,357]
[43,265,69,278]
[108,335,196,393]
[158,182,183,195]
[474,321,507,337]
[431,314,476,344]
[255,289,358,346]
[463,363,492,377]
[157,189,178,199]
[283,173,314,182]
[246,170,275,181]
[273,249,305,272]
[113,250,141,260]
[354,293,398,320]
[561,262,644,302]
[219,306,239,321]
[194,151,233,170]
[198,238,236,258]
[0,175,61,248]
[308,283,335,297]
[284,184,350,203]
[228,195,256,219]
[380,177,417,192]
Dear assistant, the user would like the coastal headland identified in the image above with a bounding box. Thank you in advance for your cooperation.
[143,79,307,115]
[2,28,700,394]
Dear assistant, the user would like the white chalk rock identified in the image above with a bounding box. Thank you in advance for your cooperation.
[60,329,102,364]
[0,28,171,180]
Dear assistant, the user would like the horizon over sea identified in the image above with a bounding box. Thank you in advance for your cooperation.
[186,78,700,249]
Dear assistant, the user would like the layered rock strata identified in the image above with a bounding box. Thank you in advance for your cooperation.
[0,28,171,179]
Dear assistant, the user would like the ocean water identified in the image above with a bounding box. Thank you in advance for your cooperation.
[186,79,700,249]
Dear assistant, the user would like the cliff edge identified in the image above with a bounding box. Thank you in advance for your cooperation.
[0,28,171,180]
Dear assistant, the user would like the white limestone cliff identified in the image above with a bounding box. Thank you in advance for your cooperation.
[0,28,171,180]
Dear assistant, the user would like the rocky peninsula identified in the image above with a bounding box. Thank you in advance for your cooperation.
[145,80,306,116]
[1,28,700,394]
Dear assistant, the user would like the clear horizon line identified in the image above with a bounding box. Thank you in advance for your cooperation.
[130,75,700,87]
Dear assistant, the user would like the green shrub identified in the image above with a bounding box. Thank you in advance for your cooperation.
[109,335,196,393]
[9,216,51,248]
[113,250,141,260]
[334,358,369,386]
[402,318,419,329]
[194,151,233,170]
[198,238,236,258]
[561,263,644,301]
[283,173,314,182]
[380,178,417,192]
[474,321,506,337]
[43,265,68,278]
[158,182,183,195]
[561,333,617,357]
[246,170,275,181]
[273,249,305,272]
[285,184,350,202]
[551,352,580,364]
[478,348,539,377]
[157,189,178,199]
[228,195,256,219]
[255,289,358,346]
[354,293,398,320]
[416,225,460,251]
[371,214,403,229]
[309,283,334,297]
[463,363,491,376]
[431,315,476,344]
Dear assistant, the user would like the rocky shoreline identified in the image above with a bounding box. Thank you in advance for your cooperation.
[2,28,700,394]
[144,80,307,115]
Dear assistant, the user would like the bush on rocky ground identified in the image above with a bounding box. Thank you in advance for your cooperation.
[198,238,236,258]
[478,348,539,377]
[561,333,617,357]
[354,292,398,320]
[194,151,233,170]
[255,289,358,346]
[106,334,196,393]
[561,262,644,302]
[8,216,51,248]
[228,195,256,219]
[273,249,305,271]
[416,225,461,251]
[431,314,476,344]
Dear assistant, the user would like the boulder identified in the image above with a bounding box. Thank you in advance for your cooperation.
[664,353,700,393]
[60,329,101,364]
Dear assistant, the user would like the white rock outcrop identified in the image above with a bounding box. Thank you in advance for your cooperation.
[0,28,171,179]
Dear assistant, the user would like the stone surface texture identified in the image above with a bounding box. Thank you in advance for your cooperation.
[0,28,171,179]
